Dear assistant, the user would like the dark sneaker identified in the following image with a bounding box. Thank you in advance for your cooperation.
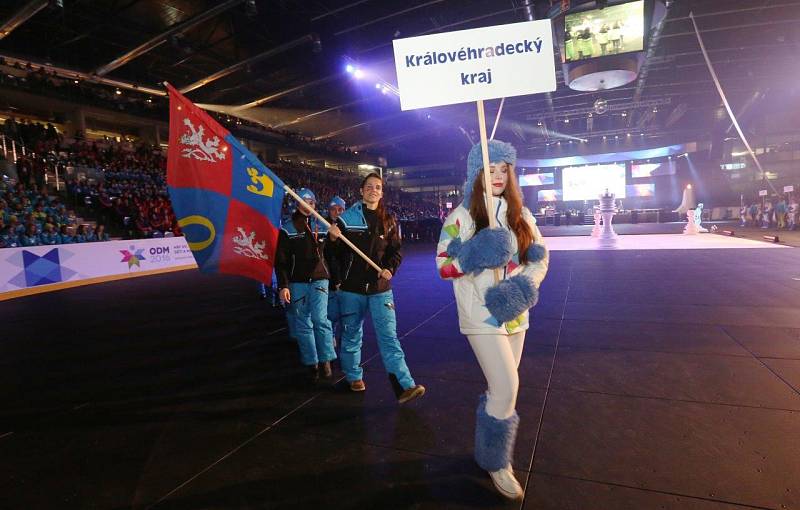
[397,385,425,404]
[320,361,333,379]
[349,380,366,392]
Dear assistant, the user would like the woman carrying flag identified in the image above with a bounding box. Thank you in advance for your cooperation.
[276,188,337,383]
[436,140,549,500]
[328,173,425,404]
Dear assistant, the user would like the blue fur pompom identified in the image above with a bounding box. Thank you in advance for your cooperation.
[475,394,519,471]
[485,275,539,323]
[526,243,547,263]
[457,228,513,274]
[446,237,463,258]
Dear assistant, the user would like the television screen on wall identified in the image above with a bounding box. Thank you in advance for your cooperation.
[519,173,555,186]
[537,189,563,202]
[626,183,656,197]
[564,1,645,63]
[631,161,676,178]
[562,163,627,201]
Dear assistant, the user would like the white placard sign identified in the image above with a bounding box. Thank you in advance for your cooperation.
[759,190,768,197]
[393,20,557,111]
[784,185,794,193]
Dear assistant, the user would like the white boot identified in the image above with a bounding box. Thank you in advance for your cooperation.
[488,465,524,500]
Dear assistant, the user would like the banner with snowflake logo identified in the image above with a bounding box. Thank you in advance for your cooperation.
[165,83,286,283]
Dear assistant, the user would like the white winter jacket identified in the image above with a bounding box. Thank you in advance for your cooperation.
[436,197,549,335]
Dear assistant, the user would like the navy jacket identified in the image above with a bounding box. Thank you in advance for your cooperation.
[336,202,402,295]
[275,213,333,288]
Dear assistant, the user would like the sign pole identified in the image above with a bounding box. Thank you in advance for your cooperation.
[476,100,501,283]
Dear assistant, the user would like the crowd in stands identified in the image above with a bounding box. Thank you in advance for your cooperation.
[0,181,109,249]
[2,116,62,151]
[741,197,799,230]
[0,130,445,248]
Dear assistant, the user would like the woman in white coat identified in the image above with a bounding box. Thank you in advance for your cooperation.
[436,140,549,500]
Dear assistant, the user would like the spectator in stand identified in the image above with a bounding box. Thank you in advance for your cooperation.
[93,224,110,242]
[58,225,74,244]
[21,223,40,246]
[39,223,58,245]
[75,224,88,243]
[1,225,20,248]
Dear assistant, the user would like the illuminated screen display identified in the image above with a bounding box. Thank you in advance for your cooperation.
[631,161,676,178]
[626,183,655,198]
[519,173,555,186]
[562,164,627,201]
[537,189,563,202]
[564,1,645,63]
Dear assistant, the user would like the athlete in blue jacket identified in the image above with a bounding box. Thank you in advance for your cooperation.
[329,173,425,404]
[275,188,336,382]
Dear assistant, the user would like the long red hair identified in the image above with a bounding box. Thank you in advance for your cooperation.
[468,164,535,263]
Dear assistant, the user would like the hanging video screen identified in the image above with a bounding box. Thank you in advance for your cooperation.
[519,173,555,187]
[562,164,627,201]
[564,1,645,62]
[537,189,563,202]
[631,161,676,178]
[626,183,656,197]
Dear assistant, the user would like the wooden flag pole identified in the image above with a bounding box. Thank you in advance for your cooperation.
[282,185,383,274]
[476,100,502,284]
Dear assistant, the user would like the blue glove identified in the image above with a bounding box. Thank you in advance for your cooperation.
[485,275,539,323]
[446,227,513,274]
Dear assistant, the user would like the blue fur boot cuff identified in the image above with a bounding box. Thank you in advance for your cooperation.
[475,395,520,472]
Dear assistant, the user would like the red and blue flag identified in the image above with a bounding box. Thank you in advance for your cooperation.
[165,83,285,283]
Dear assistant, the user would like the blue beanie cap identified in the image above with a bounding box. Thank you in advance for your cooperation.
[296,188,316,202]
[328,196,346,209]
[463,139,517,208]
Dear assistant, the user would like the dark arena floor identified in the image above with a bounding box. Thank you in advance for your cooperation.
[3,239,800,510]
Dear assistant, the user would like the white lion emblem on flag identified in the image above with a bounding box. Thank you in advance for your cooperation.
[232,227,269,260]
[179,118,226,162]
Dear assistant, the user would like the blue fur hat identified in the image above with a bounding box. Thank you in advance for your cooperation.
[296,188,316,202]
[464,139,517,208]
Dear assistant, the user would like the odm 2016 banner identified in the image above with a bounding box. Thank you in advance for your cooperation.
[392,20,556,111]
[0,237,197,300]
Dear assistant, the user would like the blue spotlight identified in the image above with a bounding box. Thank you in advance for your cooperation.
[353,69,365,79]
[345,64,355,73]
[375,83,382,89]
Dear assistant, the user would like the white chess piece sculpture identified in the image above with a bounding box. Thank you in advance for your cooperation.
[695,203,708,232]
[684,203,707,234]
[597,189,618,246]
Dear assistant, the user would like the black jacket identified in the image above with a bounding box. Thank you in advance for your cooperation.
[335,202,402,295]
[275,213,333,288]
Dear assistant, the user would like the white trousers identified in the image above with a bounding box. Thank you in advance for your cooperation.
[466,332,525,420]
